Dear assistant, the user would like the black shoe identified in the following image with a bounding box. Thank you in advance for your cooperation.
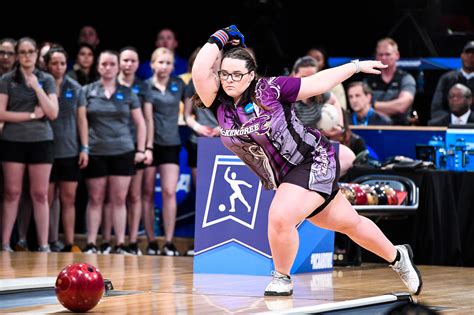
[49,241,64,252]
[127,243,142,255]
[162,242,180,256]
[82,243,98,254]
[100,242,112,254]
[113,244,133,255]
[146,240,160,255]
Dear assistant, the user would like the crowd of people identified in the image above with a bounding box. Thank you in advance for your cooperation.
[0,24,472,269]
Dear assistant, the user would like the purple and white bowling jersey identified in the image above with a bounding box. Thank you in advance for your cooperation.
[216,76,338,194]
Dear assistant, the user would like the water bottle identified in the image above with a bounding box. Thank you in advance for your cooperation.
[417,70,425,94]
[454,138,467,171]
[428,136,446,169]
[446,144,455,170]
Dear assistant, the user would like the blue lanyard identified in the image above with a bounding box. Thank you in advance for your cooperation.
[352,108,374,126]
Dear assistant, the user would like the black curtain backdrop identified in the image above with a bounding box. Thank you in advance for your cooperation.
[1,0,473,75]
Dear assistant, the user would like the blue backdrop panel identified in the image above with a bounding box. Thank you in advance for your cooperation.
[353,128,445,161]
[194,137,334,275]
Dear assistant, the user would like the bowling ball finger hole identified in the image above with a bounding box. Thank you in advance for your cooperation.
[87,267,94,272]
[57,277,71,291]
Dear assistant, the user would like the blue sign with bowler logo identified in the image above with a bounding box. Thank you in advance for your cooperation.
[194,138,334,275]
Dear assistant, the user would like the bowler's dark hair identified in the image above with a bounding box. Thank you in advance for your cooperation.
[193,47,267,110]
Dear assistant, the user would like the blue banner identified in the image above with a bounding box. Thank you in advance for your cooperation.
[194,138,334,275]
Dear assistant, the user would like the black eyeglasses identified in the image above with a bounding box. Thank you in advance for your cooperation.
[18,50,37,57]
[218,71,251,82]
[0,50,15,57]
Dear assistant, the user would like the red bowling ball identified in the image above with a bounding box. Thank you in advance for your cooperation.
[55,263,104,312]
[349,183,368,205]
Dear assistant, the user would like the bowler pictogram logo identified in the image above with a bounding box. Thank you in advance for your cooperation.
[202,155,262,229]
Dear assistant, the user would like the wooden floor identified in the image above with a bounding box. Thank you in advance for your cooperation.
[1,252,473,314]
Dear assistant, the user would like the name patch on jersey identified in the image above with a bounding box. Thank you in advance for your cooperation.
[64,90,74,99]
[132,85,140,94]
[220,115,271,137]
[115,92,124,100]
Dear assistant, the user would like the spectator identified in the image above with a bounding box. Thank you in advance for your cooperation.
[118,46,154,255]
[183,48,220,256]
[0,37,59,252]
[291,56,354,177]
[37,41,54,71]
[347,81,392,125]
[44,46,89,252]
[137,27,188,79]
[364,38,416,125]
[66,43,99,86]
[0,38,16,76]
[430,41,474,119]
[307,46,348,111]
[78,25,100,50]
[428,83,474,126]
[142,47,186,256]
[81,50,147,254]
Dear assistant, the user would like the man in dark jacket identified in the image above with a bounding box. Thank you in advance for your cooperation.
[430,41,474,119]
[428,84,474,126]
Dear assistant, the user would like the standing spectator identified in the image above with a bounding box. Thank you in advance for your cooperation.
[0,37,59,252]
[78,25,100,50]
[137,28,188,79]
[0,38,16,76]
[44,47,89,252]
[184,79,220,255]
[347,81,392,125]
[428,84,474,126]
[430,41,474,119]
[37,41,54,71]
[66,43,99,86]
[0,38,16,248]
[118,47,154,255]
[364,38,416,126]
[82,50,147,254]
[142,48,185,256]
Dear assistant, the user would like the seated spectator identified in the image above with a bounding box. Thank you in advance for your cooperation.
[364,38,416,125]
[291,56,344,136]
[347,81,392,126]
[307,46,348,111]
[430,41,474,119]
[428,84,474,126]
[291,56,354,176]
